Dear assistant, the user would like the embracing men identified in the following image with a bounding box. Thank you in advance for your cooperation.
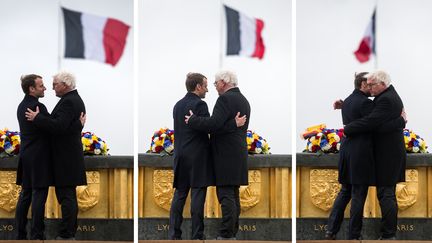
[170,71,249,240]
[327,70,406,240]
[16,71,86,240]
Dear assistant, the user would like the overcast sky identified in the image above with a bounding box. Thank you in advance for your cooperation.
[0,0,133,155]
[297,0,432,152]
[1,0,292,155]
[138,0,292,154]
[7,0,427,155]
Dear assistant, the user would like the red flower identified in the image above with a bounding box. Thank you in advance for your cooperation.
[155,146,163,153]
[408,141,413,147]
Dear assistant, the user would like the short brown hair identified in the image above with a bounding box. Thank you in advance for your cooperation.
[185,73,206,92]
[354,72,368,89]
[21,74,42,94]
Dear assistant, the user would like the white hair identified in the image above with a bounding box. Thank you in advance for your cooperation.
[366,70,391,87]
[215,70,238,86]
[53,71,76,89]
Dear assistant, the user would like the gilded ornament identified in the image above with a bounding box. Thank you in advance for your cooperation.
[153,170,174,211]
[77,171,100,211]
[240,170,261,211]
[310,169,341,211]
[396,169,418,210]
[152,169,262,212]
[0,171,21,212]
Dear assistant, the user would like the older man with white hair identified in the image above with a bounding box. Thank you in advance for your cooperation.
[26,71,87,240]
[344,70,406,240]
[185,70,250,240]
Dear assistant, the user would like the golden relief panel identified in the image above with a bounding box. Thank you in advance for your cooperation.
[0,171,21,212]
[309,169,341,211]
[396,169,418,210]
[153,170,175,211]
[152,169,261,212]
[309,169,418,212]
[77,171,100,211]
[240,170,261,211]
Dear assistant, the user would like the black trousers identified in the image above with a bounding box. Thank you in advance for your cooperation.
[169,187,207,240]
[377,185,397,238]
[349,185,369,239]
[216,186,240,238]
[327,184,351,236]
[15,187,48,240]
[55,186,78,238]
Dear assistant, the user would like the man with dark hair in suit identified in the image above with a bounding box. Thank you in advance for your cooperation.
[326,72,371,240]
[344,70,406,240]
[170,73,245,240]
[15,74,52,240]
[326,72,405,240]
[185,70,250,240]
[26,71,86,240]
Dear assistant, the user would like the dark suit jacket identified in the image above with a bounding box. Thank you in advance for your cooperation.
[344,85,406,186]
[188,87,251,186]
[16,95,53,188]
[173,92,214,189]
[33,90,87,187]
[338,89,375,185]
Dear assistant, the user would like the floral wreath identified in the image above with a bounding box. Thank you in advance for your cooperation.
[81,132,109,155]
[303,124,343,153]
[0,129,20,157]
[403,129,428,153]
[148,127,174,155]
[247,130,270,154]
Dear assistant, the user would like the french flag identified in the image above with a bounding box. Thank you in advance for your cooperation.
[62,7,130,66]
[354,8,376,63]
[224,5,265,60]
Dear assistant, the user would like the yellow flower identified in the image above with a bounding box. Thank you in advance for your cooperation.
[82,137,92,146]
[327,133,336,144]
[311,137,320,146]
[155,139,163,147]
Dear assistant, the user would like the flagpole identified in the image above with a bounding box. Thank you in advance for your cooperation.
[219,0,224,71]
[374,1,378,70]
[57,0,62,71]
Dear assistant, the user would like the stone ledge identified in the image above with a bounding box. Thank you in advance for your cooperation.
[0,155,133,169]
[139,218,291,241]
[297,153,432,167]
[297,218,432,240]
[0,218,132,241]
[139,153,291,168]
[297,241,357,243]
[0,241,132,243]
[138,241,291,243]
